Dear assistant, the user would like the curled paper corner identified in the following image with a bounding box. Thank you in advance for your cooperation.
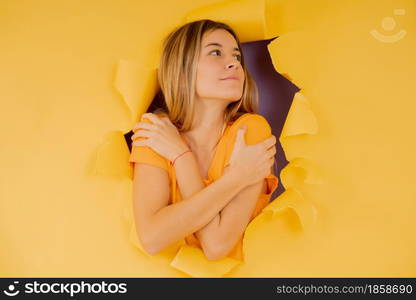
[263,188,318,231]
[114,59,159,125]
[184,0,267,42]
[170,245,242,278]
[280,91,318,139]
[92,131,132,179]
[280,157,325,188]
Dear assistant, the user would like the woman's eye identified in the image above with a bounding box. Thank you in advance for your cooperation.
[210,50,241,61]
[210,49,221,56]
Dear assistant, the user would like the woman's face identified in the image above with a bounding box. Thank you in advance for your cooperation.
[195,29,245,103]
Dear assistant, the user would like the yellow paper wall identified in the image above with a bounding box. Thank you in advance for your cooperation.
[1,0,415,277]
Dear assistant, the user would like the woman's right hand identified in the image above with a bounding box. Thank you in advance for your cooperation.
[225,125,276,187]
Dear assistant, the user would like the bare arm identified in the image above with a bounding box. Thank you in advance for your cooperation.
[174,150,267,260]
[197,179,267,260]
[132,158,247,256]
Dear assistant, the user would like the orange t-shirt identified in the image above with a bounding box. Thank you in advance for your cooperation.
[129,112,279,261]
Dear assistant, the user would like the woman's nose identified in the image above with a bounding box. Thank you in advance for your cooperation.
[226,61,238,69]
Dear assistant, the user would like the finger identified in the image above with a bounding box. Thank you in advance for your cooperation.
[140,113,164,125]
[269,161,274,174]
[131,130,152,140]
[132,139,148,147]
[235,125,247,146]
[270,156,275,164]
[266,146,277,158]
[260,159,274,177]
[261,135,277,150]
[229,125,247,164]
[132,122,157,133]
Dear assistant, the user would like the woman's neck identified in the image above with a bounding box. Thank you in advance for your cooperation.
[183,121,226,153]
[182,100,228,152]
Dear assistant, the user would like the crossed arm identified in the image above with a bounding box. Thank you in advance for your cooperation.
[173,150,267,261]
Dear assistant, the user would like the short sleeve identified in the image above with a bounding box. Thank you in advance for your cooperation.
[251,173,279,219]
[128,116,170,171]
[242,113,273,145]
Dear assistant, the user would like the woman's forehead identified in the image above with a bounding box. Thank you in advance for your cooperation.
[202,29,239,49]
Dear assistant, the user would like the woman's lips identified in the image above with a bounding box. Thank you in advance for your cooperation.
[220,76,239,80]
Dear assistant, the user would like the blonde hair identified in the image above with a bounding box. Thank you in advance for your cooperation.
[154,19,259,132]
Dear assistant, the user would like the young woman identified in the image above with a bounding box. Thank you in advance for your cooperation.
[129,19,278,261]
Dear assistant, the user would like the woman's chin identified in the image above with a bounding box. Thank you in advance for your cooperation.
[200,91,243,102]
[220,96,242,102]
[215,91,243,102]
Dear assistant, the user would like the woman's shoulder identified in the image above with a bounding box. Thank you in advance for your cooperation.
[230,113,271,130]
[228,113,273,144]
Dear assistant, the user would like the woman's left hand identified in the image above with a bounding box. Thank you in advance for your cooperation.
[131,113,190,162]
